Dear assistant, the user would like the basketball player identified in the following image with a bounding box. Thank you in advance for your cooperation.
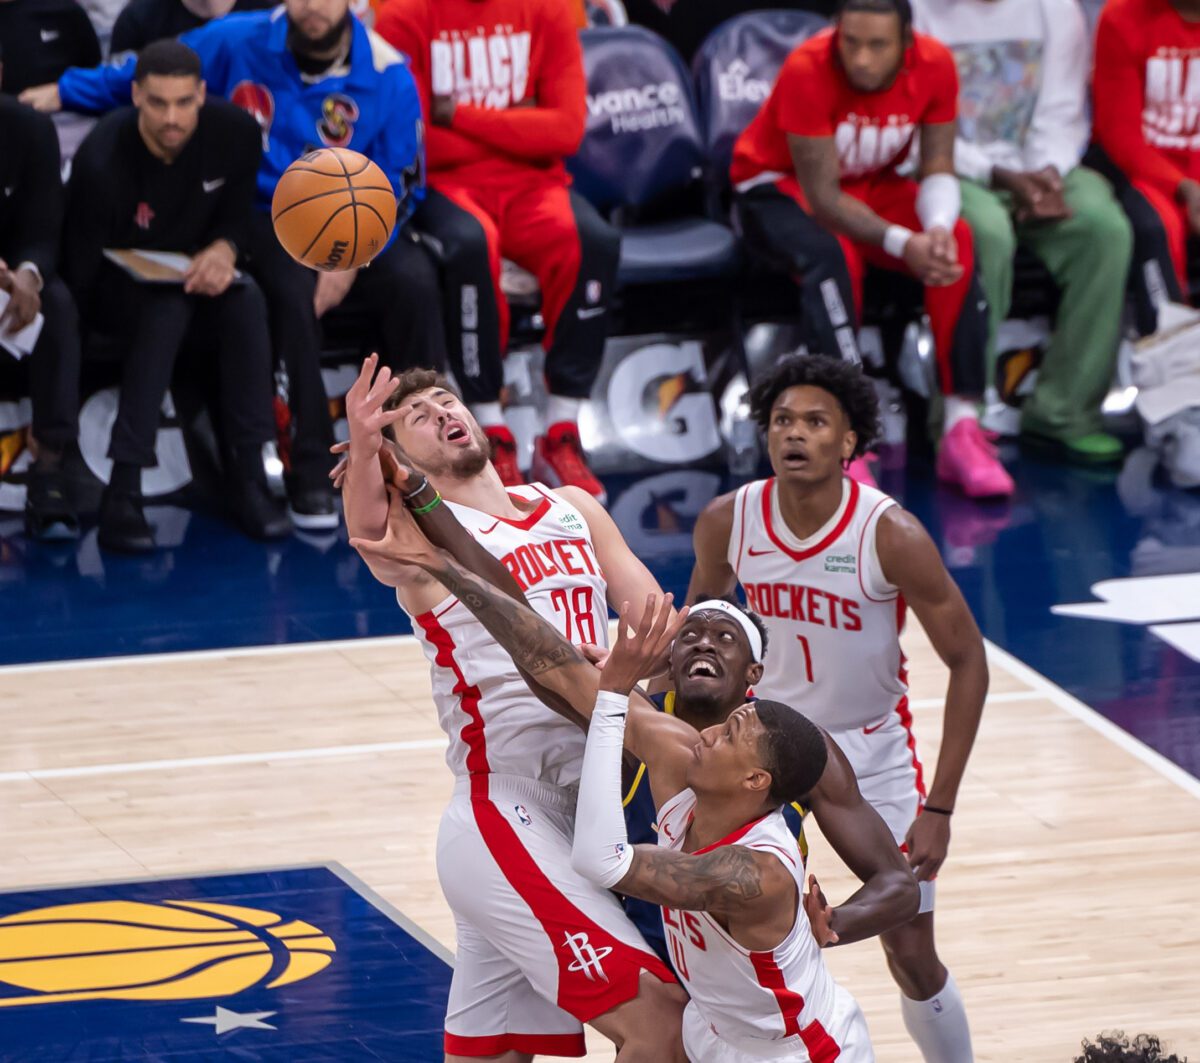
[611,600,919,971]
[340,355,686,1061]
[348,493,908,1060]
[688,353,988,1063]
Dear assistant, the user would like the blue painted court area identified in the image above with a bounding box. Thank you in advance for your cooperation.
[2,452,1198,782]
[0,866,451,1062]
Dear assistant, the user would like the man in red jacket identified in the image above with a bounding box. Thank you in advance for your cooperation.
[378,0,620,500]
[1093,0,1200,333]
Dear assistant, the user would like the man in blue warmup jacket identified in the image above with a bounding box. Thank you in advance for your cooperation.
[22,0,446,529]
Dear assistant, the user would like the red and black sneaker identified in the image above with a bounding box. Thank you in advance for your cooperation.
[485,424,524,488]
[532,422,606,504]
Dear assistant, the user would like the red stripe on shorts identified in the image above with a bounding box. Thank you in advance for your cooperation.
[472,785,675,1022]
[444,1030,587,1057]
[799,1018,843,1062]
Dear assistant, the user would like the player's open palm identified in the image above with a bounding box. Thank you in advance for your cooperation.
[345,354,404,460]
[904,808,951,882]
[600,594,687,695]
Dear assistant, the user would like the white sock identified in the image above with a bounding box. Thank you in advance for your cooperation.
[942,396,979,434]
[545,394,581,427]
[470,402,506,430]
[899,973,974,1063]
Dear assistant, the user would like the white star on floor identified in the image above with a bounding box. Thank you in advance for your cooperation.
[181,1006,277,1035]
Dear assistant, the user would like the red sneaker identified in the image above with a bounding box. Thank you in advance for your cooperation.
[485,425,524,488]
[533,421,607,504]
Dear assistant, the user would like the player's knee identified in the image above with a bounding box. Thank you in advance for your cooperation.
[881,920,946,997]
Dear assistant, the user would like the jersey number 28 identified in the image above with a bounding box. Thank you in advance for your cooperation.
[550,586,598,644]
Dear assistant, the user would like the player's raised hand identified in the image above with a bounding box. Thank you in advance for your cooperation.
[903,807,951,881]
[345,354,405,461]
[804,874,839,947]
[599,593,688,695]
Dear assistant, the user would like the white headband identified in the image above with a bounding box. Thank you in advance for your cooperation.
[689,600,764,663]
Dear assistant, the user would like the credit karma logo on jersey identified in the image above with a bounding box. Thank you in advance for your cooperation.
[1052,573,1200,663]
[0,899,335,1008]
[716,60,771,105]
[587,82,686,135]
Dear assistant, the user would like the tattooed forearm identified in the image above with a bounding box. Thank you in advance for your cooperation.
[422,552,594,700]
[618,845,768,914]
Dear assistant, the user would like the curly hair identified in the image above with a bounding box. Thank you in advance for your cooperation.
[1076,1033,1188,1063]
[747,354,882,459]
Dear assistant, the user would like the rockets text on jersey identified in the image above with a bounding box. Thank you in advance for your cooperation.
[403,484,608,787]
[655,789,845,1055]
[729,477,909,732]
[429,25,532,109]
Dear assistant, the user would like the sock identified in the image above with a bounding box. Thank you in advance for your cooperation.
[942,396,979,434]
[109,462,141,495]
[471,402,506,430]
[545,394,581,428]
[899,973,974,1063]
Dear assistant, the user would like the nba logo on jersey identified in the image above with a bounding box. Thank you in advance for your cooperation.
[515,804,533,826]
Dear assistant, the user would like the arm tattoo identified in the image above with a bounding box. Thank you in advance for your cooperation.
[620,845,767,913]
[423,554,588,680]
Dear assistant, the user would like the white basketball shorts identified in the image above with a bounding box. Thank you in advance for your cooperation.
[437,773,676,1057]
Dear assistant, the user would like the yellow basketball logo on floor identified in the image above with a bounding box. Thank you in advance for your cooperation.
[0,900,336,1008]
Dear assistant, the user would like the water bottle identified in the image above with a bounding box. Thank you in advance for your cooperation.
[727,404,760,478]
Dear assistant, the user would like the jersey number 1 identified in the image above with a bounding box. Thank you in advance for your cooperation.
[796,634,814,684]
[550,587,598,644]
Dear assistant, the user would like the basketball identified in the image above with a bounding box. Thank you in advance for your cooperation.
[271,148,397,272]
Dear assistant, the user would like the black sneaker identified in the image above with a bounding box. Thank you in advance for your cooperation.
[25,468,80,542]
[230,477,292,540]
[287,483,339,531]
[98,488,155,554]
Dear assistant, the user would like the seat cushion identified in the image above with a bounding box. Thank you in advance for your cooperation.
[617,218,741,286]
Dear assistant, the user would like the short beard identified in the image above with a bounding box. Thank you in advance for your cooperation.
[423,428,491,481]
[285,13,350,60]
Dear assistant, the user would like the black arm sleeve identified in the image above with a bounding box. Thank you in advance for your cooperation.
[61,130,116,309]
[203,107,263,256]
[10,112,65,279]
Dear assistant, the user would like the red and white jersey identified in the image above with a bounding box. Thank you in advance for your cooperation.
[656,789,841,1053]
[729,477,908,732]
[403,484,608,787]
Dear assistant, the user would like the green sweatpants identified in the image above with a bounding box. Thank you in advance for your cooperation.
[960,167,1133,441]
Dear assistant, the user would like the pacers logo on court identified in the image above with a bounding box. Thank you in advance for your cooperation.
[563,931,612,982]
[0,899,336,1008]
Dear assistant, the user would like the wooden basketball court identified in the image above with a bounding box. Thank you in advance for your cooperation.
[2,618,1197,1061]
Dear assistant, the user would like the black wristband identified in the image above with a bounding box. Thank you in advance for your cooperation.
[922,804,953,817]
[401,476,431,502]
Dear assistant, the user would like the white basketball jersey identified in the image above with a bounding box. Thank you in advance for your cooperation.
[402,484,608,787]
[729,477,907,732]
[656,790,841,1053]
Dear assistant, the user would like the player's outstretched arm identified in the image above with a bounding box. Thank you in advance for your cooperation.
[877,507,988,881]
[686,491,739,603]
[804,732,921,945]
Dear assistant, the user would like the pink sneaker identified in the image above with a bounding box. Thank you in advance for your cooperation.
[936,419,1014,498]
[846,453,878,488]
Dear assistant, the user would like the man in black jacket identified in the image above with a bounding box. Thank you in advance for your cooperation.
[64,38,287,552]
[0,89,83,541]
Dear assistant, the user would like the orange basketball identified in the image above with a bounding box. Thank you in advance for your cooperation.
[271,148,397,271]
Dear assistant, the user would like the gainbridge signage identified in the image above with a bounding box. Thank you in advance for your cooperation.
[0,865,450,1060]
